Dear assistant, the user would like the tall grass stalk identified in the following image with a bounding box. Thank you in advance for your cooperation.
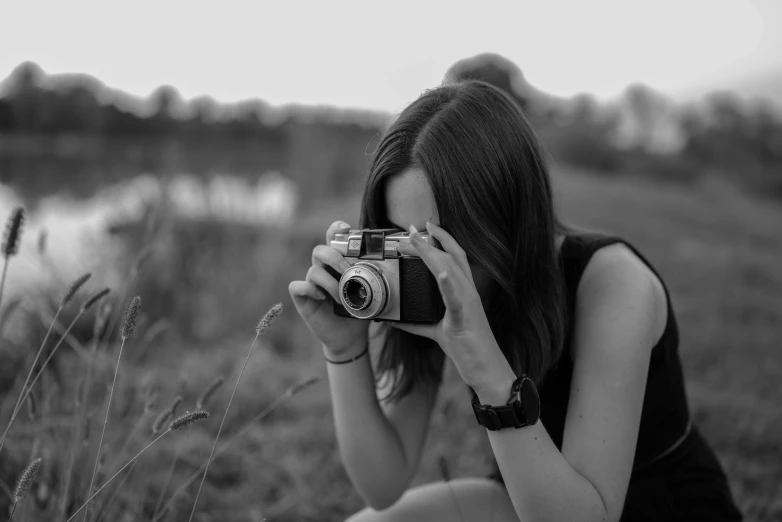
[152,445,180,520]
[0,207,24,314]
[134,319,171,362]
[83,296,140,522]
[148,395,191,520]
[1,272,92,442]
[152,375,320,522]
[8,457,41,522]
[106,403,154,474]
[58,303,112,519]
[97,394,181,516]
[0,296,22,336]
[93,433,149,521]
[195,376,224,411]
[58,367,87,519]
[186,302,282,522]
[65,411,209,522]
[0,282,105,456]
[97,243,153,357]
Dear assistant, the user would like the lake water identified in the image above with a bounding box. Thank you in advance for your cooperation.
[0,171,299,304]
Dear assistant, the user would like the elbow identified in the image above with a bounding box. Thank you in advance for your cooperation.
[605,503,623,522]
[589,483,619,522]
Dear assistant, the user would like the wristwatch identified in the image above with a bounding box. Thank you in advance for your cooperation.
[471,375,540,431]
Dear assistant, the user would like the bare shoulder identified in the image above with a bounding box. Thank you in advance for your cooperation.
[573,242,668,355]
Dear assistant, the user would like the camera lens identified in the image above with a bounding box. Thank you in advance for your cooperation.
[343,277,372,310]
[338,262,389,319]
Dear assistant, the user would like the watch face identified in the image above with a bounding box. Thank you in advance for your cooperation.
[519,378,540,423]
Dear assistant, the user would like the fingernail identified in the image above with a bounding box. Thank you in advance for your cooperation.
[339,260,351,272]
[409,224,419,236]
[426,221,438,230]
[339,222,351,229]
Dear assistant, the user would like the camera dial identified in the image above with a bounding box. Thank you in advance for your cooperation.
[338,262,389,319]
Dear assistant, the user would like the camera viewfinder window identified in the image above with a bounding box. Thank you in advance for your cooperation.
[359,231,386,259]
[369,232,384,255]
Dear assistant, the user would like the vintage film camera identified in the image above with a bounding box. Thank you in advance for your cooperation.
[327,228,445,324]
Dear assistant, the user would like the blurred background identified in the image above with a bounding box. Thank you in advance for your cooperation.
[0,0,781,520]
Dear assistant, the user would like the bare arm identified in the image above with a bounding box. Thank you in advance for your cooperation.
[290,220,441,510]
[326,324,441,510]
[389,222,668,521]
[478,243,667,522]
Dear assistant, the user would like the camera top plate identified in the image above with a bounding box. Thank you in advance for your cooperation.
[331,228,437,259]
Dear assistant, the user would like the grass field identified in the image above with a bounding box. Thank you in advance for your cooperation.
[1,163,780,521]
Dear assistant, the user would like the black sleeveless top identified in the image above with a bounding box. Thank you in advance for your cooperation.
[485,232,743,521]
[543,233,691,468]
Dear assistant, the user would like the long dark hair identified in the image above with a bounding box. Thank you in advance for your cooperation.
[361,80,569,403]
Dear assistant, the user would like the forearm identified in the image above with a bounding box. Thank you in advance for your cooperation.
[477,371,611,522]
[324,343,410,508]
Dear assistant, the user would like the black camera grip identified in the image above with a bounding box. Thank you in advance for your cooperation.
[399,258,445,324]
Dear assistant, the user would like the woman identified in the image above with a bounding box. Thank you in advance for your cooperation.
[288,80,742,521]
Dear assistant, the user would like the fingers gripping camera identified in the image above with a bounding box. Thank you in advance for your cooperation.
[328,229,446,324]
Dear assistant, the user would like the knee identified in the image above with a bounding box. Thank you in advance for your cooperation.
[344,506,379,522]
[343,493,402,521]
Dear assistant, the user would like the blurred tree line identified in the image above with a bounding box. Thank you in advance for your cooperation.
[447,54,782,197]
[0,62,383,203]
[1,56,781,201]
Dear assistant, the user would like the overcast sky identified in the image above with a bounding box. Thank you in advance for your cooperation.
[2,0,780,112]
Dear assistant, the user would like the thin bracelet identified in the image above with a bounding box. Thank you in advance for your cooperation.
[324,345,369,365]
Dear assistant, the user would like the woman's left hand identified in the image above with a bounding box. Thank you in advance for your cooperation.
[392,222,516,397]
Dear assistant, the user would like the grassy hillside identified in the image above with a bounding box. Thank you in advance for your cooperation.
[1,164,779,521]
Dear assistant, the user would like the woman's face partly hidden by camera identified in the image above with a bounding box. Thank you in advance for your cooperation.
[384,167,495,303]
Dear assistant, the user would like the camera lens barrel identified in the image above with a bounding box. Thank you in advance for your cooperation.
[342,277,372,311]
[338,262,389,319]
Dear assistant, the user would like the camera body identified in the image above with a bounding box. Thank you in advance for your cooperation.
[328,228,445,324]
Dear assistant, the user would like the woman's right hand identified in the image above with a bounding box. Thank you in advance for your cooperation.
[289,220,370,357]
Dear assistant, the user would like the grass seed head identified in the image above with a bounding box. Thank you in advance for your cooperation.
[152,395,183,434]
[82,287,110,312]
[256,302,283,334]
[170,395,183,417]
[27,390,38,421]
[152,408,173,435]
[131,245,154,275]
[120,296,142,340]
[13,457,41,502]
[143,392,159,413]
[26,390,38,421]
[169,410,210,431]
[61,272,92,308]
[93,302,112,338]
[2,206,24,258]
[142,320,169,344]
[195,376,224,410]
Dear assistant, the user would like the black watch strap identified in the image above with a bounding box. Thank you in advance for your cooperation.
[471,394,529,431]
